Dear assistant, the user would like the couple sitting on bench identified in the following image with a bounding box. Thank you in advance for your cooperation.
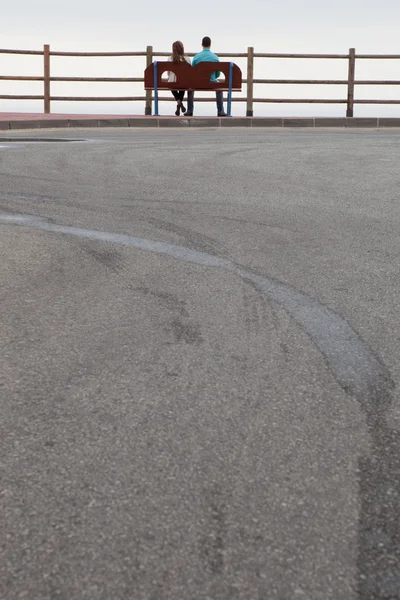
[167,36,227,117]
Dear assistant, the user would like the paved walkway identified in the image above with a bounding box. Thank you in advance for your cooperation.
[2,128,400,599]
[1,112,400,129]
[0,112,145,121]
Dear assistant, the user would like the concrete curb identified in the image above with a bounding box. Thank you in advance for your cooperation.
[1,117,400,130]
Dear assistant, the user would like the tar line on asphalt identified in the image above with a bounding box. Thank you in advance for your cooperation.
[0,138,83,143]
[1,211,399,598]
[0,211,392,404]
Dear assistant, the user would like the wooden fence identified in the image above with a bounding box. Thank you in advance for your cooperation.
[1,45,400,117]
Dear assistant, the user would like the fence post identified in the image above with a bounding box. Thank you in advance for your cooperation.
[145,45,153,115]
[44,44,50,114]
[246,46,254,117]
[346,47,355,118]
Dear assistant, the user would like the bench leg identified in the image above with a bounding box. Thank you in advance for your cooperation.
[154,62,159,116]
[227,62,233,117]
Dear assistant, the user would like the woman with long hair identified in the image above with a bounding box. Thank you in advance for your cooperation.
[168,41,191,116]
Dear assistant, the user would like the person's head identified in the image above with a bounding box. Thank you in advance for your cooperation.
[172,40,185,63]
[202,36,211,49]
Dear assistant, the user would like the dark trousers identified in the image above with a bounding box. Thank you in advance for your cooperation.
[186,91,224,115]
[171,90,185,102]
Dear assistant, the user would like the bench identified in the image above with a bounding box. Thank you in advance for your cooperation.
[144,61,242,117]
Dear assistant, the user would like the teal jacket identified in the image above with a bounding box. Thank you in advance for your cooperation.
[191,48,221,82]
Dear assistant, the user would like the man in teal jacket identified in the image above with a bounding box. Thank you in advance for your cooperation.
[186,37,227,117]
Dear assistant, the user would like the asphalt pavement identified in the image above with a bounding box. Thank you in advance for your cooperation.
[1,127,400,600]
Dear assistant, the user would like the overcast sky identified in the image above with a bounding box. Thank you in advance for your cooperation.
[2,0,400,116]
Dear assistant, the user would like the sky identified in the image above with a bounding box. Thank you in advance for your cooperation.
[1,0,400,117]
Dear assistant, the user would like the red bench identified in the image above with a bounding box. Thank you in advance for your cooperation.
[144,61,242,116]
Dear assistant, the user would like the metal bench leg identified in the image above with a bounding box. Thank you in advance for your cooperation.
[227,62,233,117]
[154,61,159,116]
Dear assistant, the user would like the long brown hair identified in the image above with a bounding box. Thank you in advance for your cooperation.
[172,41,185,63]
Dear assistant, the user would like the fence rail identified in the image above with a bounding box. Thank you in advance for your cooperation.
[1,45,400,116]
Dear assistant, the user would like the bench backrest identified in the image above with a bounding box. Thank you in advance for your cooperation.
[144,61,242,91]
